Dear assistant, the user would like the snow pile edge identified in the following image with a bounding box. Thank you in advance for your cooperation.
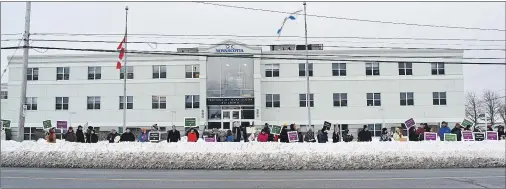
[1,140,505,170]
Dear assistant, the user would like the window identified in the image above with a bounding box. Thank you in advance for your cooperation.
[266,94,280,108]
[365,62,380,76]
[333,93,348,107]
[367,124,382,137]
[367,93,381,106]
[433,92,447,105]
[119,96,133,109]
[185,95,200,109]
[88,66,101,80]
[27,68,39,81]
[398,62,413,75]
[298,63,313,77]
[431,63,445,75]
[120,66,134,79]
[400,92,414,106]
[56,67,70,80]
[87,96,101,110]
[265,64,280,77]
[185,65,200,78]
[1,91,7,99]
[299,93,314,107]
[24,127,40,141]
[332,63,347,76]
[152,96,167,109]
[152,65,167,79]
[25,97,37,110]
[55,97,69,110]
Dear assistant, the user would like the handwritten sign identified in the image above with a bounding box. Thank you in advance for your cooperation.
[424,132,437,141]
[461,131,474,141]
[56,121,68,129]
[43,120,52,129]
[461,119,474,128]
[444,133,457,141]
[405,118,415,129]
[204,136,216,142]
[288,131,299,143]
[486,131,498,140]
[271,125,282,135]
[473,132,485,141]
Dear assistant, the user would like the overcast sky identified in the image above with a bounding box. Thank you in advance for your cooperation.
[1,2,505,96]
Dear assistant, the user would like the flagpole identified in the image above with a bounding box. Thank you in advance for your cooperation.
[303,2,312,132]
[122,6,128,132]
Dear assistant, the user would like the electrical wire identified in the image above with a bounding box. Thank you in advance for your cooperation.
[6,39,506,52]
[2,45,505,66]
[197,2,506,32]
[30,32,506,42]
[1,38,23,79]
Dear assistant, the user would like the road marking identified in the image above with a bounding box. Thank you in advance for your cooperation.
[2,176,505,182]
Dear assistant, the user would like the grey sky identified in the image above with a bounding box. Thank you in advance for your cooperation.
[1,2,505,96]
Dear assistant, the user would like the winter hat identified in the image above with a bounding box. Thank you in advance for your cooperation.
[88,126,93,130]
[363,125,367,129]
[141,128,146,132]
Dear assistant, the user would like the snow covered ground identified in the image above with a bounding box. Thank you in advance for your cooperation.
[1,140,505,170]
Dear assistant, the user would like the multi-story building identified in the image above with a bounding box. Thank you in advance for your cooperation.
[1,40,465,139]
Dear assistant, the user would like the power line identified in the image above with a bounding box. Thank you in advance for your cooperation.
[7,39,506,51]
[197,2,506,32]
[2,45,506,66]
[30,32,506,42]
[1,38,23,79]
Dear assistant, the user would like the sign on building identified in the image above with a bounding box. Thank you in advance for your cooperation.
[184,117,197,127]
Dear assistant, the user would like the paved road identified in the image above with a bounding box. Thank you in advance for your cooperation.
[1,168,505,188]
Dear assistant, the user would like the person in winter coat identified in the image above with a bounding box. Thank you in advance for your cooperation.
[497,126,505,140]
[408,126,418,141]
[120,129,136,142]
[106,129,120,143]
[76,125,85,143]
[297,128,304,143]
[317,128,329,143]
[257,130,268,142]
[379,128,391,141]
[137,128,149,142]
[167,125,181,143]
[487,124,494,131]
[218,130,226,142]
[85,126,93,143]
[393,127,404,141]
[304,128,316,142]
[187,129,198,142]
[90,130,99,143]
[332,126,341,143]
[65,127,77,142]
[416,124,425,141]
[342,129,354,142]
[438,121,451,141]
[358,125,372,142]
[226,130,233,142]
[423,123,431,133]
[46,128,56,143]
[451,123,463,141]
[279,126,289,143]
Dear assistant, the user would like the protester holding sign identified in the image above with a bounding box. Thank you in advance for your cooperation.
[438,121,451,141]
[393,128,404,141]
[416,124,425,141]
[107,129,120,143]
[451,123,463,141]
[317,128,329,143]
[279,126,289,143]
[137,128,149,142]
[46,128,56,143]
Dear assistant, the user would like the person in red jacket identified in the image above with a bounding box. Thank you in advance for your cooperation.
[257,130,268,142]
[187,129,198,142]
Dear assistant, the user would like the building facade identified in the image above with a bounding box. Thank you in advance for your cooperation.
[0,40,465,138]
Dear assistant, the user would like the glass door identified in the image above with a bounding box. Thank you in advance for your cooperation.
[222,110,241,130]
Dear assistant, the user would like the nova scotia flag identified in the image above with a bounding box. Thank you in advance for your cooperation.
[277,10,302,38]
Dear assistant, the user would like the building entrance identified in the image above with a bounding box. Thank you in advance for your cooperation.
[207,105,254,130]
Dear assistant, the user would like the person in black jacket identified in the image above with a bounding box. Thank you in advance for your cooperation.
[332,125,341,143]
[263,123,274,142]
[279,126,289,143]
[167,125,181,143]
[342,129,354,142]
[76,125,85,143]
[358,125,372,142]
[451,123,463,141]
[106,129,120,143]
[90,130,98,143]
[408,126,418,141]
[498,126,505,140]
[317,128,329,143]
[85,126,93,143]
[120,129,136,142]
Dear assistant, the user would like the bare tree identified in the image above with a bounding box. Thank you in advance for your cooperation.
[465,92,482,125]
[498,102,506,125]
[482,90,501,125]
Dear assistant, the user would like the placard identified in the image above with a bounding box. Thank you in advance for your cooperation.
[444,133,457,141]
[424,132,437,141]
[404,118,415,129]
[461,131,474,141]
[323,121,331,130]
[56,121,68,129]
[43,120,52,129]
[287,131,299,142]
[1,120,11,128]
[461,119,474,128]
[473,132,485,141]
[149,132,160,142]
[486,131,498,140]
[204,136,216,142]
[248,133,255,142]
[271,125,282,135]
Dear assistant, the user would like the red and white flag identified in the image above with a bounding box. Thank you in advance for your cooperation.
[116,37,125,70]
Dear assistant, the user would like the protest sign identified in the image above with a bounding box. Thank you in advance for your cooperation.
[444,133,457,141]
[461,131,474,141]
[405,118,415,129]
[271,125,282,135]
[43,120,52,129]
[424,132,437,141]
[473,132,485,141]
[56,121,68,129]
[288,131,299,142]
[486,131,498,140]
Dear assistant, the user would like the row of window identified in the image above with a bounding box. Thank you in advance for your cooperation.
[265,92,447,108]
[26,65,200,81]
[265,62,446,77]
[23,95,200,111]
[0,91,7,99]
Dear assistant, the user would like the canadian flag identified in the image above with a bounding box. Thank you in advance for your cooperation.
[116,37,125,70]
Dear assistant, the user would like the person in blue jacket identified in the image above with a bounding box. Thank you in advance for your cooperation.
[138,128,149,142]
[438,121,451,141]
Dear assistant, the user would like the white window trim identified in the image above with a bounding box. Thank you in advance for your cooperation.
[152,65,167,79]
[298,63,313,77]
[400,92,414,106]
[433,92,447,106]
[265,94,280,108]
[185,95,200,109]
[26,97,37,110]
[120,66,134,79]
[365,62,380,76]
[152,95,167,109]
[27,68,38,81]
[87,96,101,110]
[56,67,70,80]
[1,91,7,99]
[332,63,346,76]
[299,93,314,107]
[185,65,200,78]
[265,64,280,77]
[119,96,134,110]
[367,93,381,106]
[333,93,347,107]
[88,66,101,80]
[431,63,445,75]
[55,97,69,110]
[367,123,383,137]
[398,62,413,75]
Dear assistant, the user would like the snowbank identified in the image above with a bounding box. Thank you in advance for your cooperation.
[1,140,505,170]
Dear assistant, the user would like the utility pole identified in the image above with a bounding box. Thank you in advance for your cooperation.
[122,6,128,132]
[17,2,31,142]
[303,2,312,132]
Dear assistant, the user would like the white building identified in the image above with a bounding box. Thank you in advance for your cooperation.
[1,40,465,139]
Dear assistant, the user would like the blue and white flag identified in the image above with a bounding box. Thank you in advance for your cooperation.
[277,10,302,38]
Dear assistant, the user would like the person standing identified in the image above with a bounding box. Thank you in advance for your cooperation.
[257,130,268,142]
[85,126,93,143]
[76,125,85,143]
[438,121,451,141]
[393,127,404,141]
[106,129,120,143]
[65,127,77,142]
[304,128,316,143]
[451,123,463,141]
[120,129,136,142]
[342,129,354,142]
[317,128,329,143]
[137,128,149,142]
[187,128,198,142]
[167,125,181,143]
[379,128,391,142]
[358,125,372,142]
[46,128,56,143]
[90,130,98,143]
[279,126,289,143]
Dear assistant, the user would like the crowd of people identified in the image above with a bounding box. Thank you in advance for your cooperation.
[48,122,506,143]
